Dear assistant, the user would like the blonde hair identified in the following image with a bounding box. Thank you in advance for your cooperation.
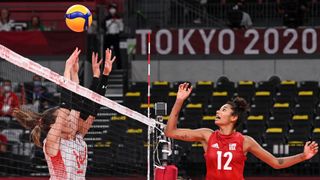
[13,107,58,147]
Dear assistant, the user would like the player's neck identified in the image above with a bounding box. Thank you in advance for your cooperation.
[218,127,235,136]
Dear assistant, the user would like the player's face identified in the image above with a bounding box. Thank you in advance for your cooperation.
[50,110,74,135]
[215,104,235,126]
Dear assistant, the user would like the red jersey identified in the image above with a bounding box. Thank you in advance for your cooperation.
[0,92,19,116]
[0,134,8,145]
[205,130,246,180]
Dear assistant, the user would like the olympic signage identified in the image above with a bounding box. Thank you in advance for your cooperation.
[136,28,320,56]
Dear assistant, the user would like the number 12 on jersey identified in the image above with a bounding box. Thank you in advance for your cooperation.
[217,151,233,170]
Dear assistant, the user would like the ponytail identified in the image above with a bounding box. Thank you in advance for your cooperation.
[12,108,41,129]
[12,107,58,147]
[31,125,42,147]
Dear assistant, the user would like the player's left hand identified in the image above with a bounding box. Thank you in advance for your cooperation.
[303,141,318,160]
[103,48,116,75]
[65,47,81,72]
[91,52,102,78]
[71,56,79,75]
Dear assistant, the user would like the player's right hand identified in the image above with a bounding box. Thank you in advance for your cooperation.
[176,82,192,101]
[103,48,116,76]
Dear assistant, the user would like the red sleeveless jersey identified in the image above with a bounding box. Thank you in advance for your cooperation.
[204,131,246,180]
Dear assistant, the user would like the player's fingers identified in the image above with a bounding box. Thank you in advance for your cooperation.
[111,56,116,63]
[312,144,319,149]
[68,48,77,62]
[106,48,112,60]
[312,148,318,153]
[181,83,186,90]
[73,47,78,56]
[98,59,103,66]
[310,141,317,147]
[185,83,190,91]
[105,48,110,57]
[93,52,98,64]
[73,47,79,57]
[305,141,311,147]
[108,49,112,58]
[76,49,81,57]
[179,84,184,90]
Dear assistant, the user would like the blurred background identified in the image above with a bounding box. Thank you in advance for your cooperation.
[1,0,320,179]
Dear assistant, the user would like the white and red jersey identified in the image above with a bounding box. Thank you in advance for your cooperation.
[43,133,87,180]
[205,130,246,180]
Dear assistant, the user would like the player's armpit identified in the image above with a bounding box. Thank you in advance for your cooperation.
[245,136,280,169]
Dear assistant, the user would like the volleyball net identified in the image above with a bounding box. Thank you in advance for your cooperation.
[0,44,164,178]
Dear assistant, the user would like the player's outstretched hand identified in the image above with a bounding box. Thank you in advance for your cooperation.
[103,48,116,76]
[176,82,192,101]
[303,141,318,160]
[65,47,81,72]
[91,52,102,78]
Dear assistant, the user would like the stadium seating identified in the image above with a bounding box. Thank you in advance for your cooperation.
[123,79,320,175]
[201,115,218,130]
[236,80,255,103]
[277,80,298,98]
[2,78,320,177]
[245,114,266,142]
[151,81,170,103]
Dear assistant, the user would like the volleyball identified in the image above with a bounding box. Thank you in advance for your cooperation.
[65,4,92,32]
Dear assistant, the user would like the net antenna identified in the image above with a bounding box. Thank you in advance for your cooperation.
[147,32,152,180]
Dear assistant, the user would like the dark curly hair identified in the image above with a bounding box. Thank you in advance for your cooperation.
[226,97,250,130]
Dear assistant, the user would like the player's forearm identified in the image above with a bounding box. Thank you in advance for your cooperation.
[165,99,184,137]
[56,108,70,126]
[49,108,69,138]
[68,110,80,136]
[275,153,306,169]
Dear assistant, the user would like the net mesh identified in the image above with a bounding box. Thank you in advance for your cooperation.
[0,55,155,178]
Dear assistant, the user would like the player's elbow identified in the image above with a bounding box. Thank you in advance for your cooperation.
[164,128,175,138]
[270,160,282,169]
[164,128,172,137]
[272,164,281,169]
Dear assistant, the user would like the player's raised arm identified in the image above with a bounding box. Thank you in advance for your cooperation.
[68,49,82,138]
[46,47,80,156]
[78,48,116,137]
[165,82,212,142]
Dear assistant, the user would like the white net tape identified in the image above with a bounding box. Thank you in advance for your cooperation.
[0,44,163,128]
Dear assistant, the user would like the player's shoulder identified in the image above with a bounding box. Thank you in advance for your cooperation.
[243,135,258,145]
[198,128,214,134]
[243,135,253,140]
[196,128,214,138]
